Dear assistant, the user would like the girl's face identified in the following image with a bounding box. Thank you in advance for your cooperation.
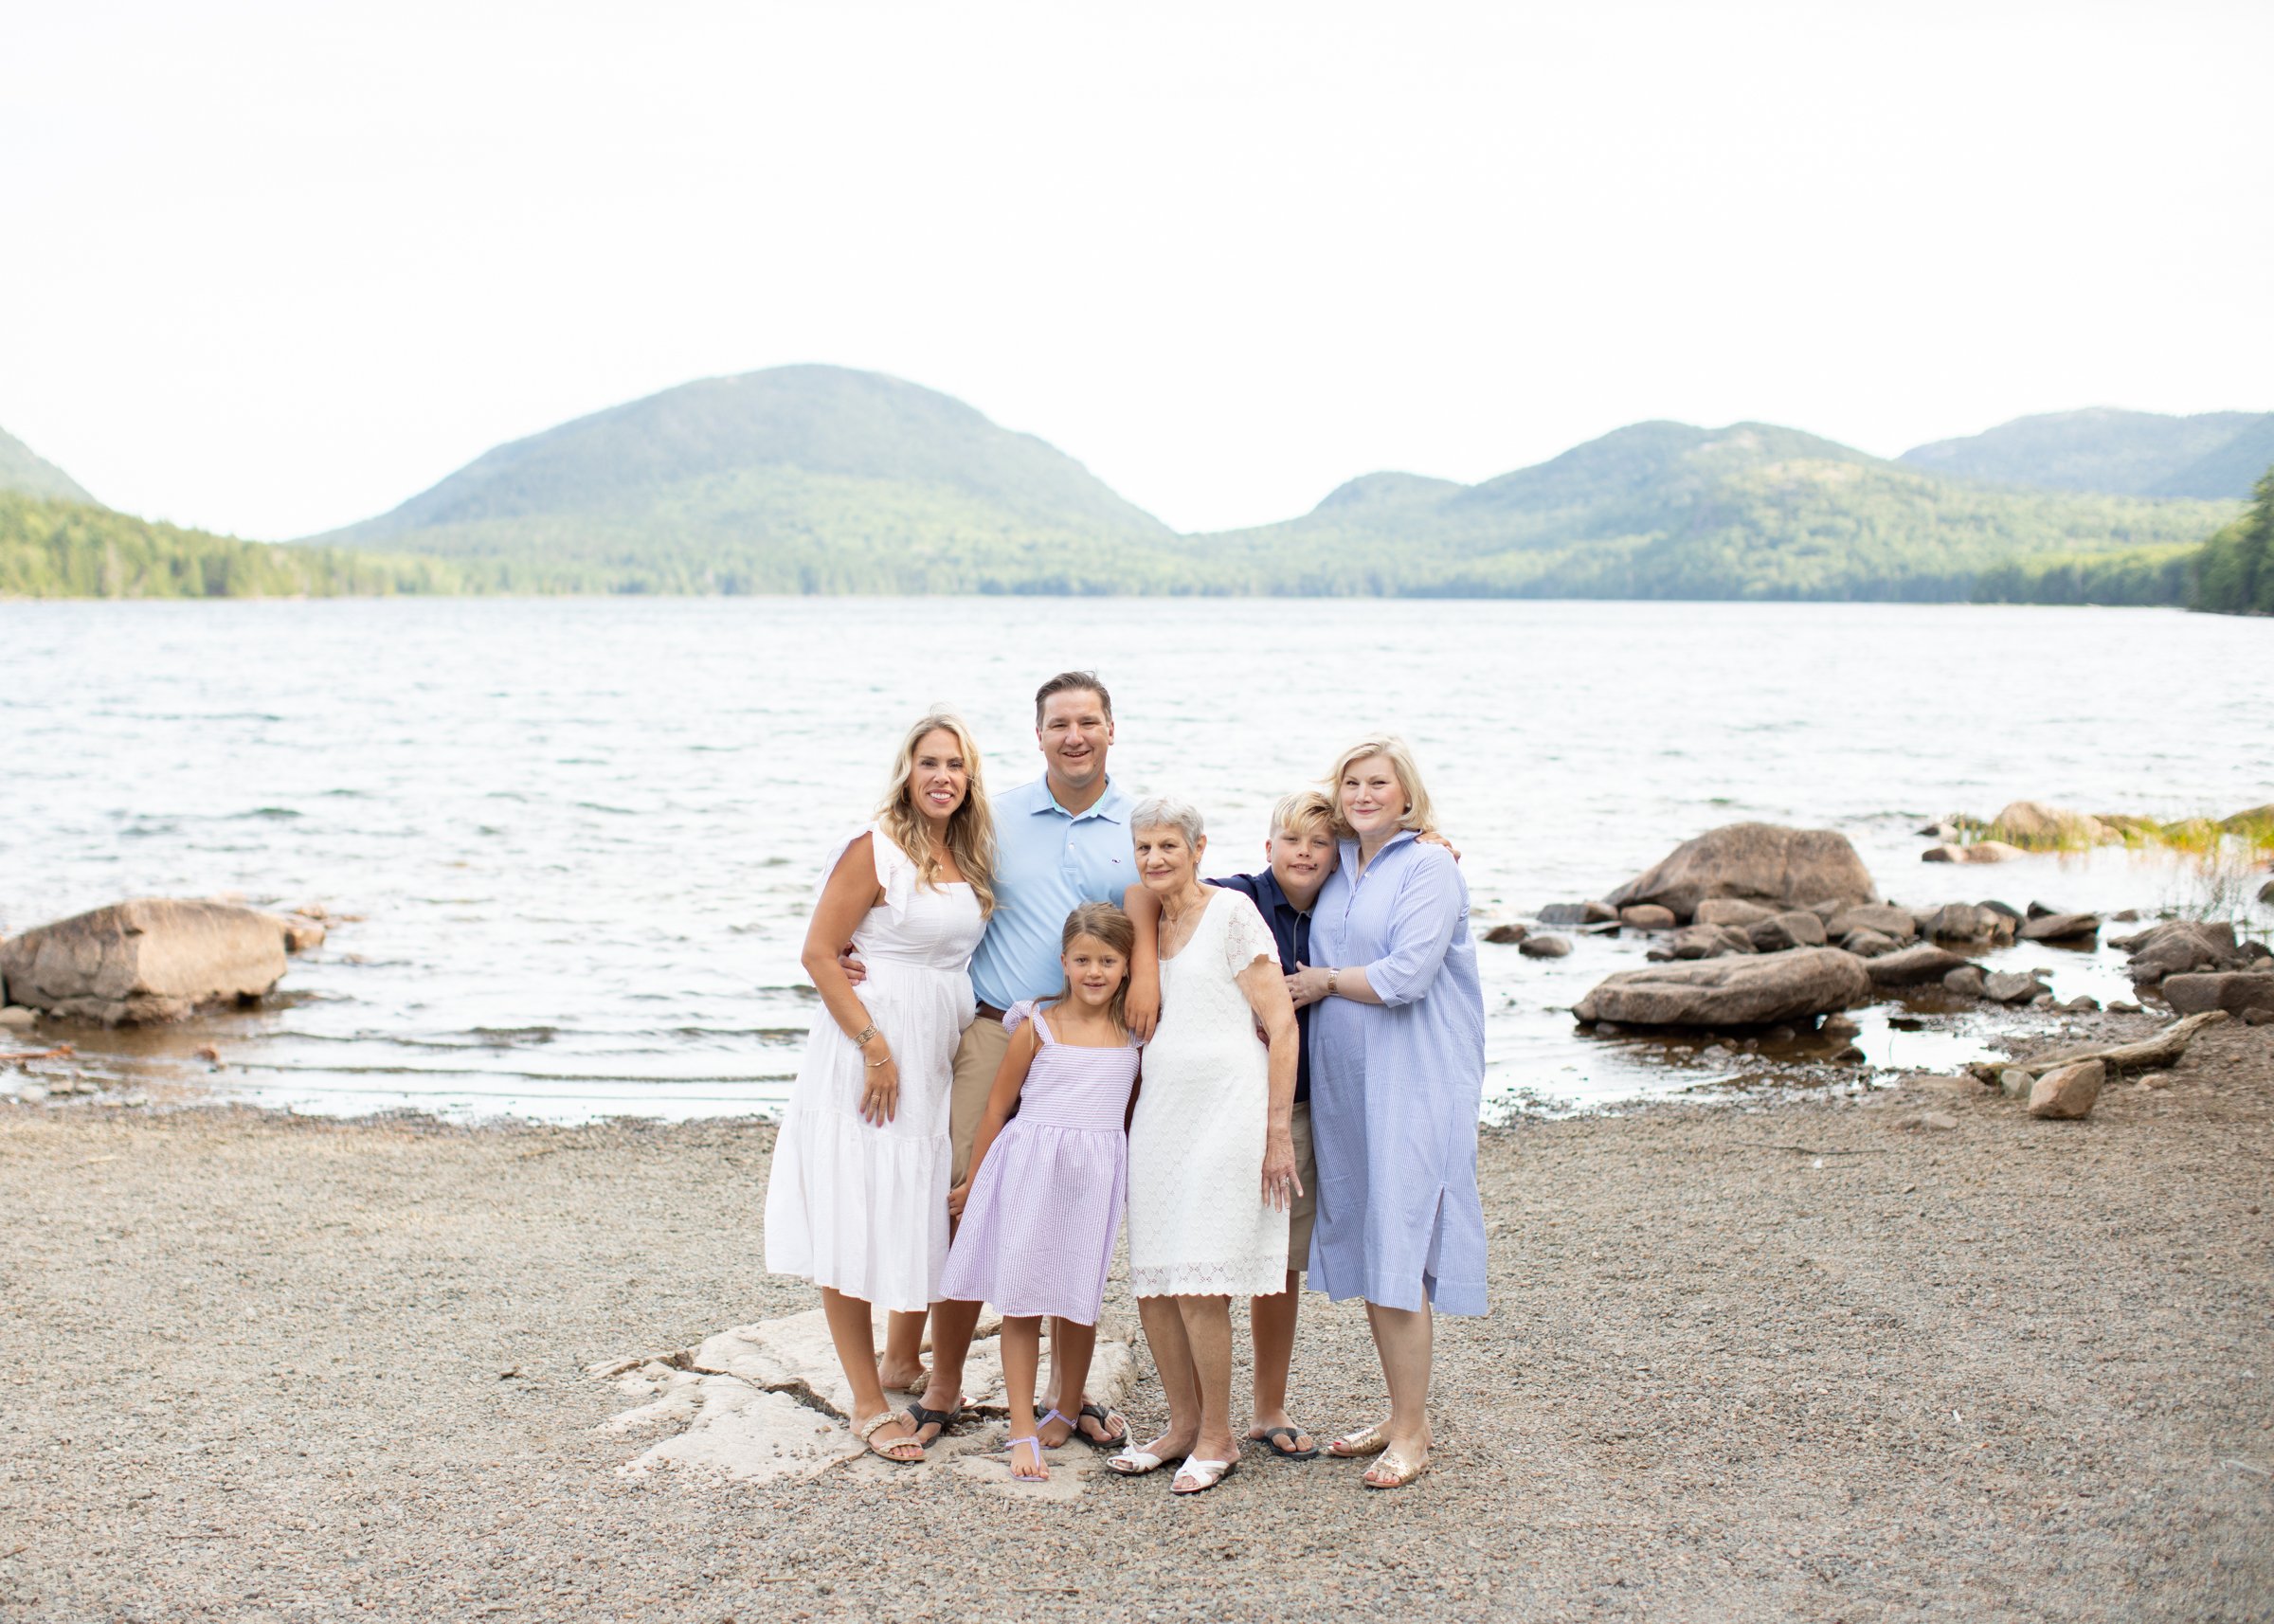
[1338,754,1408,839]
[1062,933,1128,1007]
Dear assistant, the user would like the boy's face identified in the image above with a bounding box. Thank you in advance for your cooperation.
[1267,826,1336,896]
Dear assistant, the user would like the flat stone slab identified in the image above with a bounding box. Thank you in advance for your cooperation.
[594,1307,1139,1491]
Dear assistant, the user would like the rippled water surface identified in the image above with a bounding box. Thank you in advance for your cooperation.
[3,598,2268,1120]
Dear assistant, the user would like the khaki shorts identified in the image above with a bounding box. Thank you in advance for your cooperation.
[949,1014,1013,1185]
[1287,1101,1316,1275]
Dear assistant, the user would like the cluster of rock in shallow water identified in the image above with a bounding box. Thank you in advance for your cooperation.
[1473,818,2274,1118]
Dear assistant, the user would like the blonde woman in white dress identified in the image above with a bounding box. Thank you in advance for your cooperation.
[764,714,994,1462]
[1111,796,1302,1494]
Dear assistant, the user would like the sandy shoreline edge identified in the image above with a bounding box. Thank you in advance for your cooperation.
[4,1017,2270,1621]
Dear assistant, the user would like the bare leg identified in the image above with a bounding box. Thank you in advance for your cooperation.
[1247,1270,1313,1453]
[1363,1298,1435,1484]
[1001,1316,1048,1480]
[1132,1295,1201,1460]
[878,1308,928,1393]
[821,1288,918,1456]
[1172,1294,1237,1466]
[1041,1318,1097,1446]
[911,1297,984,1442]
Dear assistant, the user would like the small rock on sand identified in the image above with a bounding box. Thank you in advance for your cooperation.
[1482,923,1528,946]
[1521,934,1574,958]
[0,1007,36,1030]
[2029,1059,2104,1120]
[1943,965,1988,997]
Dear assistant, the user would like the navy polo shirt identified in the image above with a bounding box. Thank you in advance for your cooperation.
[1206,867,1312,1105]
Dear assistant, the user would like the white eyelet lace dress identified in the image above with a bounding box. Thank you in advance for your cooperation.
[763,826,984,1312]
[1126,888,1288,1298]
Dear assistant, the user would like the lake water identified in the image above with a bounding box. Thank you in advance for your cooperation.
[3,597,2268,1121]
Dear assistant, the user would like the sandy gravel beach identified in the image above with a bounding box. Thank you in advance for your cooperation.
[4,1017,2270,1623]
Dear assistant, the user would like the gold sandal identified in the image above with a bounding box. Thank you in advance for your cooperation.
[857,1411,925,1463]
[1363,1449,1427,1489]
[1327,1421,1391,1458]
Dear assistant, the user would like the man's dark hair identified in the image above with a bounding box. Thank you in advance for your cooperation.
[1034,670,1113,728]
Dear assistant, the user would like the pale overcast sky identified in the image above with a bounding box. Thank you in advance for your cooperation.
[5,0,2270,539]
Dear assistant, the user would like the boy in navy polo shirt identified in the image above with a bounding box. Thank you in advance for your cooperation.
[1207,789,1337,1460]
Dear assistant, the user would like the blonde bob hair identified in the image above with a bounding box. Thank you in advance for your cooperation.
[1324,736,1435,839]
[877,712,997,917]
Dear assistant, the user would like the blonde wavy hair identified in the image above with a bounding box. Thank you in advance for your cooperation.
[1324,735,1436,839]
[877,713,997,917]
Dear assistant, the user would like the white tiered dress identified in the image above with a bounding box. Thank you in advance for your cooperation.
[1126,888,1289,1298]
[763,827,984,1312]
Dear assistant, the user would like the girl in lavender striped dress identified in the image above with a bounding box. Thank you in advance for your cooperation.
[939,902,1142,1482]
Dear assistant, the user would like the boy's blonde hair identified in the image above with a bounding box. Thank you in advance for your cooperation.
[1324,735,1436,838]
[1270,789,1337,843]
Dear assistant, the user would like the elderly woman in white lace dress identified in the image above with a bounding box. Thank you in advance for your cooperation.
[1110,797,1301,1495]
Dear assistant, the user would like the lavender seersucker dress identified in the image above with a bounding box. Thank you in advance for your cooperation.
[936,1001,1139,1325]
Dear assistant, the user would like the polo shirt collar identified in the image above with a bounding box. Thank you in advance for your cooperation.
[1035,774,1129,822]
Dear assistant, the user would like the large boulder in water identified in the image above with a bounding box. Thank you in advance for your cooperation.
[1573,947,1872,1029]
[0,898,290,1023]
[1604,823,1877,924]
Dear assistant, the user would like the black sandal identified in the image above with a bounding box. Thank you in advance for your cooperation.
[1075,1403,1129,1449]
[1254,1424,1320,1460]
[904,1399,963,1445]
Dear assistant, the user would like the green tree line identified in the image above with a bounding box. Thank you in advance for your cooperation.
[0,494,466,599]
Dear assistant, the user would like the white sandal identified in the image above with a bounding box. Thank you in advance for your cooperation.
[1171,1454,1238,1495]
[1107,1441,1176,1476]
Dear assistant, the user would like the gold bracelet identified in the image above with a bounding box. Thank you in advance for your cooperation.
[867,1054,890,1070]
[1326,968,1339,996]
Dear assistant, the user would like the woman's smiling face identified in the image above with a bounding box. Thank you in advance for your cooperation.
[1132,824,1202,892]
[909,728,968,822]
[1339,754,1408,839]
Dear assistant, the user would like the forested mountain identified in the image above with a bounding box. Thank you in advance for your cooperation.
[0,425,97,504]
[1,493,459,598]
[316,381,2236,601]
[1198,422,2232,600]
[315,365,1177,592]
[1899,407,2274,499]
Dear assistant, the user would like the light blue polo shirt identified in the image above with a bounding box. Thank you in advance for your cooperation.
[969,775,1138,1011]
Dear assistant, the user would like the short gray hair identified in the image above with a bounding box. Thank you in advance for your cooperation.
[1130,795,1204,849]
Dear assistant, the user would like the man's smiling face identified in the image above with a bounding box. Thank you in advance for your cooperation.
[1037,687,1113,794]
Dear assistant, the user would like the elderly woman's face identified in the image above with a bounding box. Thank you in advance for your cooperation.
[1339,754,1408,838]
[1132,823,1203,891]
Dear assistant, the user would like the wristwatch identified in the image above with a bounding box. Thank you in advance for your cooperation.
[1326,969,1339,997]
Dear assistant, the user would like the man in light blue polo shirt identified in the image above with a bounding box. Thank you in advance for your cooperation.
[890,671,1144,1443]
[958,672,1137,1169]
